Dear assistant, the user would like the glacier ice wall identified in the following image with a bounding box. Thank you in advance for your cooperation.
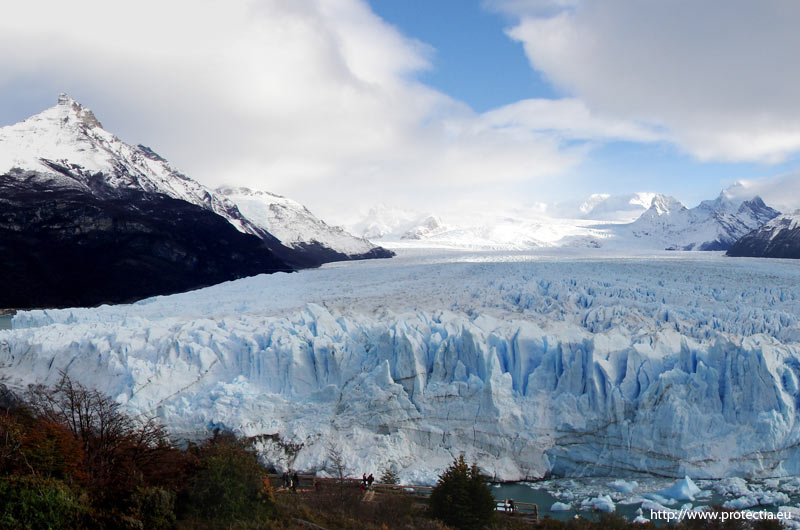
[2,253,800,483]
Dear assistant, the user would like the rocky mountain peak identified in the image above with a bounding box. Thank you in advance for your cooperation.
[648,194,686,216]
[55,93,103,130]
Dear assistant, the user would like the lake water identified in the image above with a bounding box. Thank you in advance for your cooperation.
[492,477,800,524]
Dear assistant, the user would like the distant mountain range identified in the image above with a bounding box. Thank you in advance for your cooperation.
[617,193,780,250]
[0,95,391,307]
[348,192,782,253]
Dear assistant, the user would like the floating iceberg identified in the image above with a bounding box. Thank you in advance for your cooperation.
[652,476,704,502]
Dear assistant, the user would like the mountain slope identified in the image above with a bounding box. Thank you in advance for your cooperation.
[0,95,295,307]
[0,171,291,308]
[217,186,393,263]
[0,94,261,235]
[0,94,391,269]
[727,212,800,258]
[619,193,780,250]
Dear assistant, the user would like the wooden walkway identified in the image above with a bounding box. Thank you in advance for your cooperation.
[495,499,539,521]
[268,475,538,523]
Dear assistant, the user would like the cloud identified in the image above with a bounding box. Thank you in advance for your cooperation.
[494,0,800,164]
[479,98,664,143]
[0,0,662,221]
[724,173,800,213]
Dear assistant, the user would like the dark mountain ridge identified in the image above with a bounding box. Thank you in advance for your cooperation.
[0,172,292,308]
[727,212,800,259]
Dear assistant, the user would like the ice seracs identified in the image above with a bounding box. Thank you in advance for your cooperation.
[3,252,800,482]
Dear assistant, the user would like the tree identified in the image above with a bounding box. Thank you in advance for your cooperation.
[25,373,179,496]
[325,442,348,483]
[0,476,87,529]
[379,466,399,485]
[182,431,274,524]
[428,456,495,530]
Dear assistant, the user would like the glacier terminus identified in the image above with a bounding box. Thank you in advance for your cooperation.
[2,249,800,485]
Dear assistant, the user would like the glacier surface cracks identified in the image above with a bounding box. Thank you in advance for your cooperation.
[1,252,800,483]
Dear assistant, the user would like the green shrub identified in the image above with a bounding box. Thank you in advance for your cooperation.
[379,467,399,485]
[131,486,177,530]
[0,476,87,529]
[181,433,274,525]
[428,455,495,530]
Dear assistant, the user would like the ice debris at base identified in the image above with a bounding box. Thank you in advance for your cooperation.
[712,477,752,497]
[723,491,790,509]
[610,479,638,494]
[3,251,800,483]
[520,476,800,523]
[651,476,705,502]
[581,495,615,513]
[779,507,800,530]
[550,502,572,511]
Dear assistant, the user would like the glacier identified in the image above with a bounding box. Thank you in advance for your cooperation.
[2,249,800,484]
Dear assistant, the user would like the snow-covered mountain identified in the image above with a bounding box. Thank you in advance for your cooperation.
[349,191,778,252]
[0,95,293,307]
[399,215,447,240]
[551,192,657,222]
[216,186,392,262]
[348,204,448,240]
[0,94,392,270]
[3,252,800,483]
[727,212,800,259]
[348,205,610,250]
[618,193,780,250]
[0,94,259,236]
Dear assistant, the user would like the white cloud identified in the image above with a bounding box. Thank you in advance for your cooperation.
[725,173,800,214]
[0,0,662,221]
[494,0,800,164]
[479,98,664,143]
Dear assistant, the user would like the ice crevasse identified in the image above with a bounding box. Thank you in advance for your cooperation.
[1,303,799,484]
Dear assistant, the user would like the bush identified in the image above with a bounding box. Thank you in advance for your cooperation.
[27,373,173,496]
[130,486,177,530]
[428,456,495,530]
[181,432,274,525]
[0,476,88,529]
[379,467,399,485]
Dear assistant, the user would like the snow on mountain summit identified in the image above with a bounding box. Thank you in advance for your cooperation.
[646,194,687,217]
[0,95,393,267]
[216,186,392,260]
[727,210,800,258]
[0,94,258,235]
[618,192,779,250]
[551,192,656,222]
[0,93,111,176]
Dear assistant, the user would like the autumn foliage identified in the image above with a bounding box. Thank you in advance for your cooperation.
[0,374,272,529]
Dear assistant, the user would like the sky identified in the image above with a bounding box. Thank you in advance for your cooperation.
[1,0,799,222]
